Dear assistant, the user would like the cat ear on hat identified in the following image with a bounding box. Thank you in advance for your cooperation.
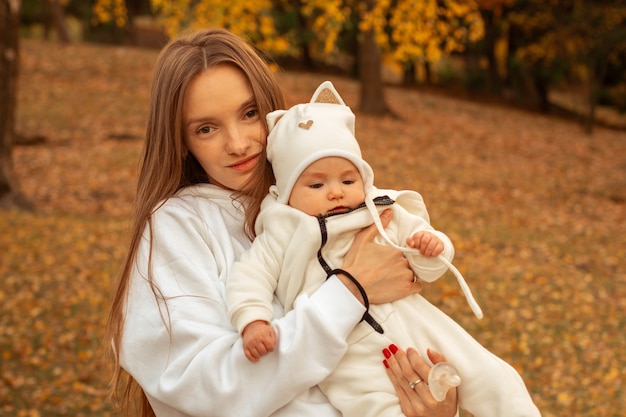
[266,110,287,132]
[310,81,346,105]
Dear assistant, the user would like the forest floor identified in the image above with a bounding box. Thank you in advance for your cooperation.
[1,38,625,416]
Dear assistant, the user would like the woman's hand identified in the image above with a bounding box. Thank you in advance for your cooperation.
[383,344,458,417]
[339,209,421,305]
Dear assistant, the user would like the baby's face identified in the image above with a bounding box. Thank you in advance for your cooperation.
[288,157,365,216]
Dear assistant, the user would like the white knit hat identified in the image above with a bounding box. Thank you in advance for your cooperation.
[266,81,374,204]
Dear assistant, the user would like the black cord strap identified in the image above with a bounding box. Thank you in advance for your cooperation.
[329,269,384,334]
[330,268,369,309]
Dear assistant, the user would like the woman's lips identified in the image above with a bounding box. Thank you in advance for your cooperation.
[230,154,260,172]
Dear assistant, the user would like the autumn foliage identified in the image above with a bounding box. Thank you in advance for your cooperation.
[88,0,626,128]
[2,38,625,416]
[93,0,484,71]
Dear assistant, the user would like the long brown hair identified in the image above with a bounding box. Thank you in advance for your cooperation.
[107,28,285,416]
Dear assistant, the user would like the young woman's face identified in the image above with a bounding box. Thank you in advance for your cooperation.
[183,65,265,191]
[288,157,365,216]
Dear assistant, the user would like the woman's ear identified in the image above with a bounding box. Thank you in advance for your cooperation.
[182,143,189,159]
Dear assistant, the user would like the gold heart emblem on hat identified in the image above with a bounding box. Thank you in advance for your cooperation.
[298,120,314,130]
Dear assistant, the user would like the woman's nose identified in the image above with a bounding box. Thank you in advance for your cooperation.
[225,127,250,155]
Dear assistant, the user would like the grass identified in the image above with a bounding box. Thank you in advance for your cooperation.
[1,38,625,416]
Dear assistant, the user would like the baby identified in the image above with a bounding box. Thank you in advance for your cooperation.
[226,81,541,417]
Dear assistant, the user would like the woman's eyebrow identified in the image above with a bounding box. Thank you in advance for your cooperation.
[238,96,256,111]
[186,116,212,128]
[185,96,256,128]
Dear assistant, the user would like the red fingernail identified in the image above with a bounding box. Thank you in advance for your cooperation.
[382,348,391,359]
[389,344,398,354]
[383,359,389,369]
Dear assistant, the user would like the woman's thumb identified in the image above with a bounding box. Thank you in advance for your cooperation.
[357,209,393,242]
[427,348,447,364]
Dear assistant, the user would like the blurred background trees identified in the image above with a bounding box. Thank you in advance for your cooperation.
[14,0,626,125]
[9,0,626,124]
[89,0,485,115]
[5,0,622,204]
[504,0,626,131]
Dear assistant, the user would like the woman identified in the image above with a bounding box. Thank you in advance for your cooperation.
[107,27,458,417]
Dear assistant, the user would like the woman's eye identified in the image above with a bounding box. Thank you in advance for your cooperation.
[244,108,259,119]
[197,125,214,135]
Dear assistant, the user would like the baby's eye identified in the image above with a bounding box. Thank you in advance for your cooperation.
[343,179,356,185]
[309,183,323,189]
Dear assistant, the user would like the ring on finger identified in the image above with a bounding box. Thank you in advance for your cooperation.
[409,378,422,390]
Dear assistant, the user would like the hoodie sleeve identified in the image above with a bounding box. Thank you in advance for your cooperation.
[120,199,365,417]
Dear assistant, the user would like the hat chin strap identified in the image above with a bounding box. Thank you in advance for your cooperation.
[364,197,484,319]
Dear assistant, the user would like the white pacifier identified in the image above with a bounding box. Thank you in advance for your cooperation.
[428,362,462,401]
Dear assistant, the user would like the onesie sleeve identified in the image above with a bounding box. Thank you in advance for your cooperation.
[120,200,365,417]
[226,228,282,334]
[387,200,455,283]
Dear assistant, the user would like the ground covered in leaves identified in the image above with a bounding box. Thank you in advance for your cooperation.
[2,39,625,416]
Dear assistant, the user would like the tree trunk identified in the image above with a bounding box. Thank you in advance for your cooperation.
[0,0,31,209]
[480,9,502,93]
[45,0,70,44]
[584,49,610,135]
[296,7,315,70]
[424,61,433,84]
[358,25,389,115]
[532,71,550,114]
[402,62,418,86]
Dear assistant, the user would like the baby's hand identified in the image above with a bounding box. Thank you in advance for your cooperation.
[406,231,444,257]
[242,320,276,362]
